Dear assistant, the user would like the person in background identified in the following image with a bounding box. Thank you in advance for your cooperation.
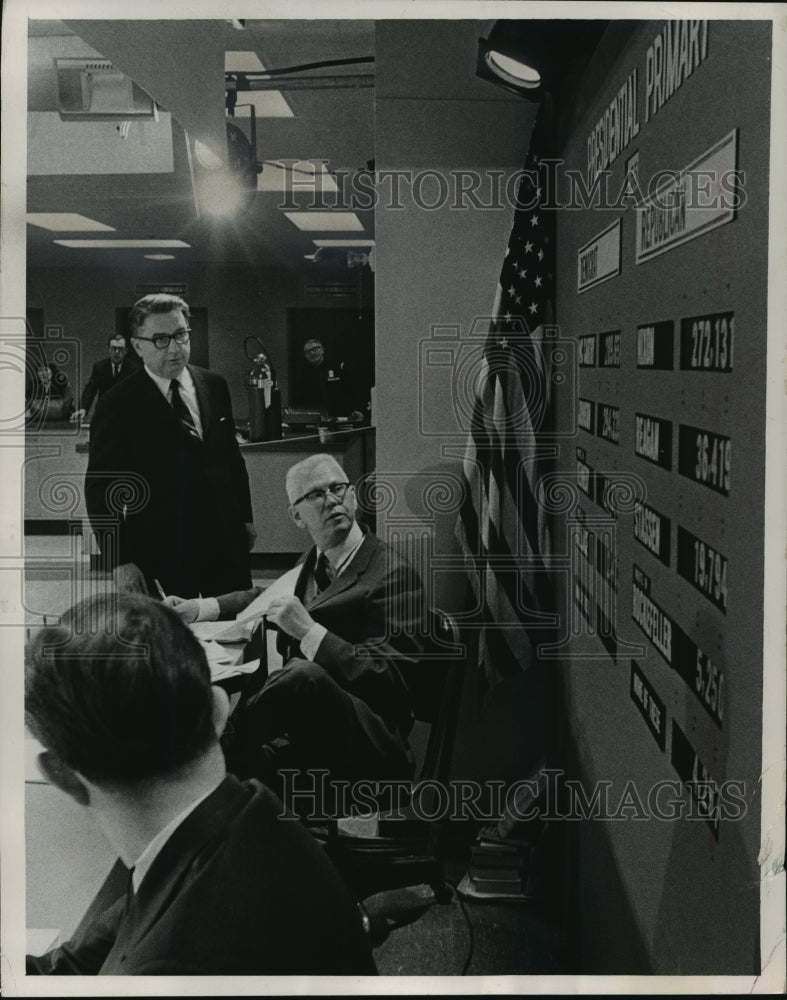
[301,337,369,422]
[25,363,74,423]
[71,334,139,422]
[166,453,424,798]
[25,593,376,976]
[85,293,255,598]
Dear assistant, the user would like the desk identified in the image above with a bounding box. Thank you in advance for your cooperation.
[24,422,375,559]
[240,425,375,556]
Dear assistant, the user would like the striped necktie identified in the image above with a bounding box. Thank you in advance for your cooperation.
[169,380,200,440]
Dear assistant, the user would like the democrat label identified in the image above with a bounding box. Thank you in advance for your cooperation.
[633,501,671,566]
[680,311,734,372]
[678,424,731,496]
[635,413,672,470]
[630,661,666,751]
[636,130,738,264]
[577,220,622,293]
[599,330,621,368]
[636,320,674,369]
[676,525,728,613]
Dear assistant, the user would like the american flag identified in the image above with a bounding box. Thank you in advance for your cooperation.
[456,103,556,694]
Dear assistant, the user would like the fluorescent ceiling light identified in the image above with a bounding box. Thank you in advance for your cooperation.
[257,161,338,195]
[233,91,293,119]
[285,212,363,232]
[313,239,375,248]
[27,213,115,232]
[53,239,191,249]
[144,254,175,260]
[225,51,265,72]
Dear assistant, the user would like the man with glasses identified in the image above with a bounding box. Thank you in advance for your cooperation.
[166,453,424,798]
[70,334,139,423]
[85,293,255,599]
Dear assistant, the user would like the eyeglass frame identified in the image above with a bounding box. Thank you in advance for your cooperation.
[132,328,191,350]
[292,481,352,507]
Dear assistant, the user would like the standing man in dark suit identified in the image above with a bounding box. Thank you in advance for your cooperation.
[167,453,425,794]
[25,593,376,976]
[71,334,139,422]
[85,293,255,598]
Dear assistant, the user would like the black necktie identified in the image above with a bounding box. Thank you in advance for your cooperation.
[169,380,200,440]
[314,552,333,592]
[113,364,119,379]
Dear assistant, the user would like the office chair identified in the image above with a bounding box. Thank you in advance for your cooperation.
[322,608,466,905]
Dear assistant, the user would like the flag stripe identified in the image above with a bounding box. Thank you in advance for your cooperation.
[455,102,555,692]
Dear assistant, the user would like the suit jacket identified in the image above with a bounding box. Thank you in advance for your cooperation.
[80,356,139,415]
[85,365,253,598]
[221,530,424,737]
[27,776,376,976]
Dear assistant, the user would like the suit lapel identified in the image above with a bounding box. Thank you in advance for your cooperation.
[189,366,212,439]
[105,778,252,966]
[306,532,376,612]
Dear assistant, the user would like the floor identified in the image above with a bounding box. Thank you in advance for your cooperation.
[23,534,566,978]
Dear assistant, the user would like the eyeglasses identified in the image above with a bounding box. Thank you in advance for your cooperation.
[293,481,351,506]
[133,328,191,350]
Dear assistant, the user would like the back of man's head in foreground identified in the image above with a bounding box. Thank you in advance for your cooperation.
[25,593,216,790]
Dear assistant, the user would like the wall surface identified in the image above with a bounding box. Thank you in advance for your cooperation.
[552,20,771,974]
[26,263,373,420]
[374,20,552,789]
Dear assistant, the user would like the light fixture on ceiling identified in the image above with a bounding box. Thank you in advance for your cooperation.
[190,118,262,220]
[27,213,115,232]
[54,58,158,121]
[144,254,175,260]
[476,20,607,101]
[53,239,190,249]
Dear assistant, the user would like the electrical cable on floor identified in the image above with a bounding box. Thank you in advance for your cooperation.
[444,879,475,975]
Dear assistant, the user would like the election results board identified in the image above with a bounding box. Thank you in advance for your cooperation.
[551,21,771,974]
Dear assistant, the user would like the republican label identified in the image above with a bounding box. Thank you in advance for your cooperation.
[630,660,667,751]
[597,403,620,445]
[636,320,674,370]
[680,311,734,372]
[633,502,671,566]
[599,330,621,368]
[635,413,673,470]
[678,424,731,496]
[676,525,728,613]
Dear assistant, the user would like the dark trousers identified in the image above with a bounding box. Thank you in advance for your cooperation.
[224,659,413,811]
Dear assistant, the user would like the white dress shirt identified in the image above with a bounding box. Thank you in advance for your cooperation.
[144,364,203,439]
[131,779,222,893]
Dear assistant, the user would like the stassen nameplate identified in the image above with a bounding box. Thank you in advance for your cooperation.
[577,219,622,293]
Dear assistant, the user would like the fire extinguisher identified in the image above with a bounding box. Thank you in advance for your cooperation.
[245,337,282,442]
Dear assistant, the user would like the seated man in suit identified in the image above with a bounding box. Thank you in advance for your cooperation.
[70,334,139,422]
[166,454,425,800]
[25,592,376,976]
